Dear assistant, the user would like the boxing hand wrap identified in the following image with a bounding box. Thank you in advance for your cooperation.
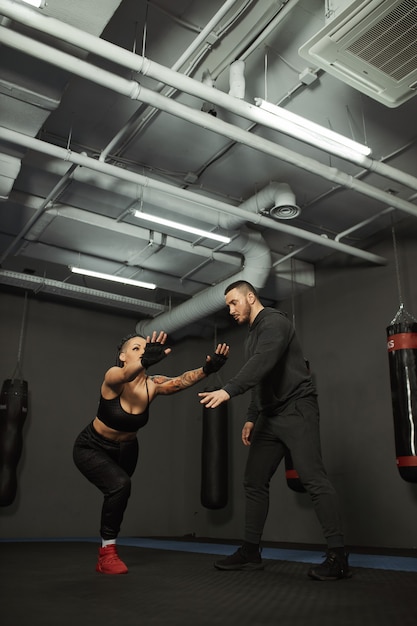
[141,342,167,369]
[203,353,227,375]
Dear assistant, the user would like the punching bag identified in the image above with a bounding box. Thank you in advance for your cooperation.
[201,390,228,509]
[387,321,417,482]
[285,356,310,493]
[0,378,28,506]
[285,451,306,493]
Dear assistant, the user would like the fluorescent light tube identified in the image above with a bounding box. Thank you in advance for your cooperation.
[20,0,46,8]
[133,210,231,244]
[69,266,156,290]
[255,98,371,160]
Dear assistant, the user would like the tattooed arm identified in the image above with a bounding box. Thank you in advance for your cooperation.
[150,369,206,396]
[150,342,229,397]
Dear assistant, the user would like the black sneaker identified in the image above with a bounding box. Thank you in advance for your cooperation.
[214,546,264,571]
[308,551,352,581]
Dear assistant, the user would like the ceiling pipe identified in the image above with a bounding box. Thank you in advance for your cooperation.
[167,0,242,73]
[0,126,387,265]
[22,152,298,233]
[1,25,416,224]
[0,162,78,264]
[17,171,310,290]
[0,1,402,335]
[0,3,392,337]
[119,84,417,220]
[212,0,302,78]
[17,161,309,288]
[103,0,297,156]
[134,187,303,336]
[1,0,416,193]
[335,206,394,243]
[100,0,246,161]
[335,191,417,242]
[273,242,313,268]
[0,269,167,315]
[101,0,288,155]
[134,181,301,232]
[24,159,298,234]
[136,228,271,336]
[42,204,242,272]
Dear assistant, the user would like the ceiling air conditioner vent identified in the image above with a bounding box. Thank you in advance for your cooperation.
[299,0,417,107]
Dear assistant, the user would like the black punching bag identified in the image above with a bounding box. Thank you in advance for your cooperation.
[0,378,28,506]
[201,391,228,509]
[285,357,310,493]
[387,321,417,482]
[285,451,306,493]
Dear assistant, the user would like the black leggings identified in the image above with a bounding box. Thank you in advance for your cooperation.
[73,422,139,540]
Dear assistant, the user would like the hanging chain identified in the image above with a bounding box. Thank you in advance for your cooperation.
[390,218,417,324]
[391,219,403,307]
[290,248,296,329]
[11,292,29,381]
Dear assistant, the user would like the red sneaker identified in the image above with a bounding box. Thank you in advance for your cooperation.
[96,545,128,575]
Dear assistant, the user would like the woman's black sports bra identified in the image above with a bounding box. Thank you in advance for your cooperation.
[96,379,150,432]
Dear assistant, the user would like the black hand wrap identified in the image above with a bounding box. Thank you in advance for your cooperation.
[203,353,227,375]
[141,342,167,369]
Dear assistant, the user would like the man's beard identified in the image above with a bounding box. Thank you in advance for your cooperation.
[237,302,251,324]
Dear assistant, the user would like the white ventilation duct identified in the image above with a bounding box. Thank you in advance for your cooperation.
[239,182,301,221]
[0,2,397,335]
[0,128,386,265]
[0,4,416,211]
[229,60,245,99]
[2,22,417,213]
[136,229,272,337]
[0,152,21,200]
[135,185,288,336]
[0,0,399,335]
[1,0,417,192]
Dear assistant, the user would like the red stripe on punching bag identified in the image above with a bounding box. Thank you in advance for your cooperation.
[387,333,417,352]
[201,389,228,510]
[285,451,306,493]
[397,456,417,467]
[286,469,300,479]
[386,322,417,482]
[0,379,28,506]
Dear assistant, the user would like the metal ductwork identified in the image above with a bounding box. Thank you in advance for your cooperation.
[0,129,387,265]
[0,0,123,208]
[1,0,406,337]
[136,229,272,337]
[0,269,166,316]
[239,182,301,221]
[1,2,417,195]
[0,152,21,200]
[269,185,301,220]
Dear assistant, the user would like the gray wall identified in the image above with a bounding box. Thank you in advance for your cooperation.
[1,217,417,549]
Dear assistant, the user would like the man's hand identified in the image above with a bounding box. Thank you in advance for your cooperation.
[198,388,230,408]
[141,331,172,369]
[202,342,230,375]
[242,421,254,446]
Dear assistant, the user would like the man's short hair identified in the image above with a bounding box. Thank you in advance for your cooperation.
[224,280,258,298]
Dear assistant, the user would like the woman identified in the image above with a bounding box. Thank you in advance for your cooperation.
[73,330,229,575]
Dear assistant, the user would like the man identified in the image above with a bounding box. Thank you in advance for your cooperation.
[199,280,351,581]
